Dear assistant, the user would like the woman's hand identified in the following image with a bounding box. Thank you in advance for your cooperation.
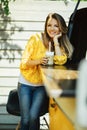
[40,57,48,65]
[26,57,48,66]
[53,33,62,45]
[53,33,62,55]
[54,32,62,39]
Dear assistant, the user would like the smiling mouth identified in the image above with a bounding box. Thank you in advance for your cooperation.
[49,31,57,34]
[49,33,56,37]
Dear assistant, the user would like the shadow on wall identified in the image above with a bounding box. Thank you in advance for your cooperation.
[0,10,23,63]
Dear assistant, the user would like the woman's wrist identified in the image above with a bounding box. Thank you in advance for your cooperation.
[39,59,42,65]
[26,59,41,66]
[35,59,42,65]
[54,43,60,46]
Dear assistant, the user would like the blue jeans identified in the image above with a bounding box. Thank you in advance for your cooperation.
[18,83,48,130]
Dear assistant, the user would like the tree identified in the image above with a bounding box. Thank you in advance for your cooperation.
[0,0,15,15]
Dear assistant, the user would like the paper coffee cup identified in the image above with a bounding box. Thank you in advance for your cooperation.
[46,51,54,65]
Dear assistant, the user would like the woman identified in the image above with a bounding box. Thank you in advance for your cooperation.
[18,13,73,130]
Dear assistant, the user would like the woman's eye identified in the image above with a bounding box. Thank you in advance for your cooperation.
[47,24,59,28]
[53,24,59,28]
[47,24,51,27]
[47,24,59,30]
[55,25,59,27]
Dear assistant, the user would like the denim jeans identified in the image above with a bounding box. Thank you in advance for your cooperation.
[18,83,48,130]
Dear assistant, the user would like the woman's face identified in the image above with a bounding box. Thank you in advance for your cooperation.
[47,18,60,39]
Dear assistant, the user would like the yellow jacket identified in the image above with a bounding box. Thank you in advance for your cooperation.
[20,33,47,84]
[20,33,67,84]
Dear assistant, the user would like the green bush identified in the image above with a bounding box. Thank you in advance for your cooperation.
[0,0,15,15]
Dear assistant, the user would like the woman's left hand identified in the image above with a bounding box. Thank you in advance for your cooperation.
[53,33,62,45]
